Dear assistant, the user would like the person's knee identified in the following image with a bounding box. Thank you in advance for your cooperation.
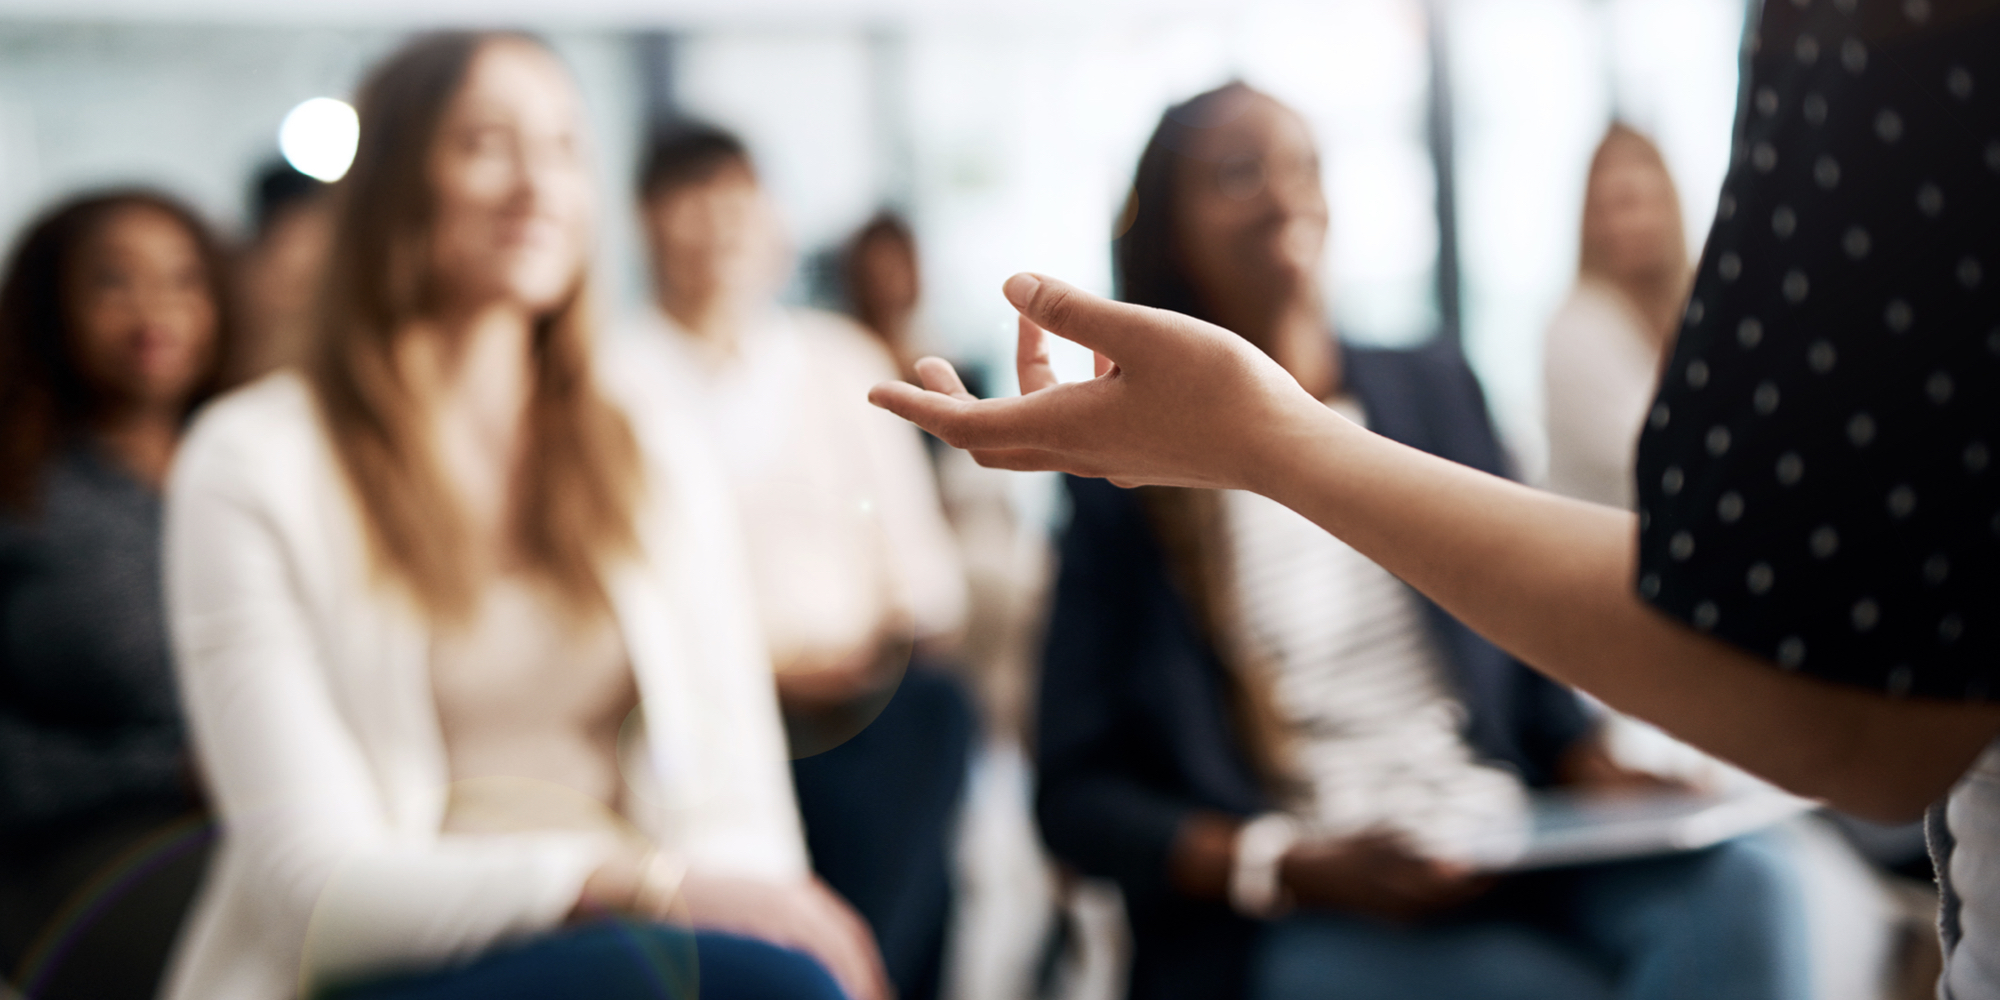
[1580,835,1809,983]
[1440,926,1612,1000]
[692,931,848,1000]
[1250,919,1609,1000]
[895,666,977,748]
[1589,835,1803,932]
[1683,835,1803,918]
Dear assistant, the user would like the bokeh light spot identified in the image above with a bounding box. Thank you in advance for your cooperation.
[278,97,359,182]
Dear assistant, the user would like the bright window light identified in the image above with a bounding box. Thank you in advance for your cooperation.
[278,97,359,182]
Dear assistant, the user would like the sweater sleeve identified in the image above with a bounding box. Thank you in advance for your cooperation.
[625,408,812,881]
[164,399,609,990]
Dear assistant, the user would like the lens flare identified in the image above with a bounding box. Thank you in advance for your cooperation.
[279,97,359,183]
[11,813,214,996]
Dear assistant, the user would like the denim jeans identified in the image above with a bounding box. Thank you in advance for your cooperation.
[320,921,847,1000]
[1249,833,1812,1000]
[791,666,974,1000]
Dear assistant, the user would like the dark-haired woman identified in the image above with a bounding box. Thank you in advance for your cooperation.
[1033,82,1808,1000]
[873,4,2000,997]
[162,32,883,1000]
[844,212,926,383]
[0,190,231,999]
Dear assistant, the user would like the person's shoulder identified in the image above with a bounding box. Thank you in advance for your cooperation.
[788,308,899,380]
[1545,281,1641,349]
[1547,281,1627,329]
[588,328,722,512]
[1345,336,1512,473]
[1346,336,1482,395]
[597,314,695,399]
[1062,474,1149,532]
[788,306,874,343]
[602,308,699,367]
[175,370,330,495]
[185,370,320,457]
[615,387,742,574]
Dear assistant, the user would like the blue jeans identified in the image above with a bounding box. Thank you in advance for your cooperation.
[320,921,847,1000]
[1250,834,1812,1000]
[791,666,973,1000]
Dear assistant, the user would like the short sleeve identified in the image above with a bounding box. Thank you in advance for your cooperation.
[1633,0,2000,700]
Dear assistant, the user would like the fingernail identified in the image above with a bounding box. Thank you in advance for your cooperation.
[1002,273,1042,309]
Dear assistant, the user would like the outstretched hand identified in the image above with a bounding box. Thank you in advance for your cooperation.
[866,273,1329,492]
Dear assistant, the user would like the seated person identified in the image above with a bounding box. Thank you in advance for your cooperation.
[622,124,974,1000]
[0,190,230,1000]
[160,33,884,1000]
[1543,123,1691,511]
[842,211,927,387]
[229,159,332,383]
[1036,83,1811,1000]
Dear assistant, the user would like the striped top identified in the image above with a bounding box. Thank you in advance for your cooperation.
[1224,399,1527,862]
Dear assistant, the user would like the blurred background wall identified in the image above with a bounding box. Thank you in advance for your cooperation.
[0,0,1746,476]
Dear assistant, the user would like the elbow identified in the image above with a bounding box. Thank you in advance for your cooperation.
[1031,782,1071,849]
[1807,751,1956,826]
[1821,781,1948,826]
[1032,781,1111,872]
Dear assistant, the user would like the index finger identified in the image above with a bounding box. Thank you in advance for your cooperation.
[867,378,1061,452]
[1001,272,1179,364]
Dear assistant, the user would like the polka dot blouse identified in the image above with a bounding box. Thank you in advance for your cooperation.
[1634,0,1999,700]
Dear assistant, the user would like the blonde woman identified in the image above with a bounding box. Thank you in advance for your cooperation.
[1542,124,1691,510]
[163,32,884,1000]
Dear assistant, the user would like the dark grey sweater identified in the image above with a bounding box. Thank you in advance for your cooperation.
[0,447,190,837]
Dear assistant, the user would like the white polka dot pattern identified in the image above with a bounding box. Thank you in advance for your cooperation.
[1634,0,2000,701]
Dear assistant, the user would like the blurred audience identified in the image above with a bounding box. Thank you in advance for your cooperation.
[1035,82,1811,1000]
[0,189,229,1000]
[0,24,1900,1000]
[626,122,974,1000]
[1542,123,1689,510]
[160,32,885,1000]
[843,210,925,385]
[838,208,1044,740]
[229,159,331,382]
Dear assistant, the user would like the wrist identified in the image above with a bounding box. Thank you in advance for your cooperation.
[1238,395,1349,502]
[1168,811,1242,900]
[1228,813,1301,919]
[632,848,689,917]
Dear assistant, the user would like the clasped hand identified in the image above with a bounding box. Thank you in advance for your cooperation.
[573,851,891,1000]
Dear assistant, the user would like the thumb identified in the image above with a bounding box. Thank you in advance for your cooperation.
[1001,272,1176,364]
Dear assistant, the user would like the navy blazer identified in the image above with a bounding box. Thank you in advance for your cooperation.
[1034,340,1594,1000]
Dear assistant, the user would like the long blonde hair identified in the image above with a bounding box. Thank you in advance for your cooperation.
[309,31,640,622]
[1578,123,1690,340]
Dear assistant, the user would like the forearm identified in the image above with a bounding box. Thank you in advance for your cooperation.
[1254,409,1998,820]
[1167,810,1239,902]
[1036,772,1199,894]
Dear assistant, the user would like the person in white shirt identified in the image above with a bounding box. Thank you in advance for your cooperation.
[619,123,974,1000]
[161,32,886,1000]
[1542,123,1690,511]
